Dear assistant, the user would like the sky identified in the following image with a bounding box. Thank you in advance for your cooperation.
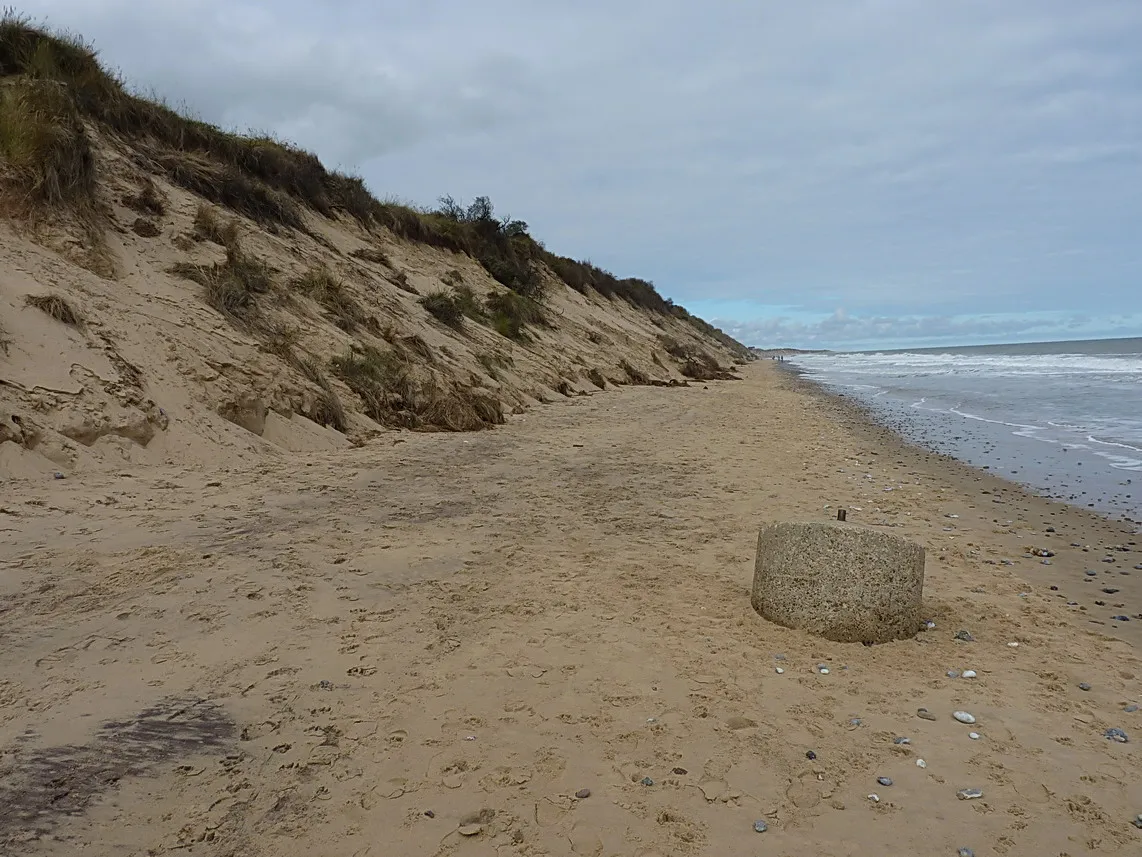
[20,0,1142,350]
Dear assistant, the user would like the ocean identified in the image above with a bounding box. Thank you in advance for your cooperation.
[790,337,1142,523]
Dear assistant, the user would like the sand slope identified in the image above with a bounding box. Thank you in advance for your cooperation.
[1,363,1139,856]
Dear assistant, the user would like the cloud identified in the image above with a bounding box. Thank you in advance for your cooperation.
[20,0,1142,347]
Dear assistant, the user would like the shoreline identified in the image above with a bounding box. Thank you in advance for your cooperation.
[1,361,1141,854]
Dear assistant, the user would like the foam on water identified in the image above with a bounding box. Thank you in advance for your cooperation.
[791,337,1142,520]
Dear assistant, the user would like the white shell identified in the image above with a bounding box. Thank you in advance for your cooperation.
[1007,642,1020,648]
[953,711,976,724]
[867,794,880,802]
[968,732,981,740]
[775,667,785,674]
[962,670,977,678]
[916,759,927,768]
[818,668,830,675]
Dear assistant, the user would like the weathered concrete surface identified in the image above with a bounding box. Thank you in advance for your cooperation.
[751,521,925,643]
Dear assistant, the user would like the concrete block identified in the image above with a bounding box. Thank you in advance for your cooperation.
[751,521,925,643]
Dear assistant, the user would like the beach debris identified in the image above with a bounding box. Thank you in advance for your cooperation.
[1079,682,1092,691]
[953,711,977,724]
[954,630,975,642]
[1105,728,1129,743]
[753,820,769,833]
[947,670,962,678]
[958,849,976,857]
[925,620,937,630]
[916,759,927,768]
[575,789,591,799]
[957,788,984,800]
[424,810,435,818]
[775,667,785,674]
[917,708,938,721]
[849,717,863,727]
[962,670,977,678]
[641,776,655,786]
[817,665,830,674]
[969,732,981,740]
[318,680,334,691]
[1007,641,1020,648]
[894,737,911,745]
[868,794,880,802]
[806,750,817,760]
[877,777,894,787]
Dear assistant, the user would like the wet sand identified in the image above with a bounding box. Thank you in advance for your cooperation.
[1,361,1140,855]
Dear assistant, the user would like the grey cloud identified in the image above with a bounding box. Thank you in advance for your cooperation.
[20,0,1142,347]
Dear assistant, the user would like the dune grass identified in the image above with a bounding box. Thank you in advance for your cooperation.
[25,292,83,327]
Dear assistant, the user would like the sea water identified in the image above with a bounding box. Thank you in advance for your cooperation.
[791,337,1142,522]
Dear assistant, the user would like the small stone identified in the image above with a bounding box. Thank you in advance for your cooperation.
[1104,728,1129,743]
[318,680,334,690]
[894,737,911,745]
[806,750,817,760]
[753,820,768,833]
[958,849,976,857]
[458,824,483,836]
[849,718,863,726]
[775,653,787,660]
[916,759,927,768]
[1125,705,1139,713]
[1086,570,1098,576]
[1103,588,1121,594]
[1007,641,1020,647]
[672,767,688,775]
[1133,813,1142,829]
[925,620,937,630]
[947,670,962,678]
[575,788,591,799]
[424,810,435,818]
[817,664,830,674]
[954,630,975,642]
[953,711,976,724]
[775,667,785,674]
[957,788,984,800]
[917,708,938,721]
[867,793,880,802]
[969,732,981,740]
[640,776,655,786]
[1079,682,1091,691]
[962,670,977,678]
[877,777,893,787]
[1113,615,1131,621]
[53,472,65,480]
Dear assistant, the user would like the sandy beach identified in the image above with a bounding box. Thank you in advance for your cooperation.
[2,361,1141,856]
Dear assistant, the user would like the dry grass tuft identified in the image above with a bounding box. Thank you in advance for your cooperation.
[390,269,417,294]
[485,289,546,341]
[621,360,650,385]
[171,244,274,327]
[290,265,368,332]
[193,203,239,246]
[121,177,165,215]
[586,368,607,389]
[419,290,465,329]
[350,246,390,266]
[292,355,347,432]
[25,292,83,327]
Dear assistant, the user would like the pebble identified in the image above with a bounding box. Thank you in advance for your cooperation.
[775,653,787,660]
[806,750,817,760]
[1105,728,1129,743]
[925,620,937,630]
[849,717,863,727]
[962,670,977,679]
[867,794,880,802]
[672,767,688,775]
[954,630,975,642]
[1086,570,1098,576]
[424,810,435,818]
[753,820,768,833]
[1113,615,1131,622]
[969,732,981,740]
[894,737,911,745]
[957,788,984,800]
[953,711,976,724]
[1007,641,1020,648]
[877,777,893,787]
[775,667,785,674]
[1079,682,1091,691]
[575,789,591,799]
[916,759,927,768]
[947,670,961,678]
[817,664,830,674]
[1133,814,1142,829]
[641,776,655,786]
[318,680,334,690]
[917,708,938,721]
[958,849,976,857]
[53,471,65,480]
[1125,705,1139,713]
